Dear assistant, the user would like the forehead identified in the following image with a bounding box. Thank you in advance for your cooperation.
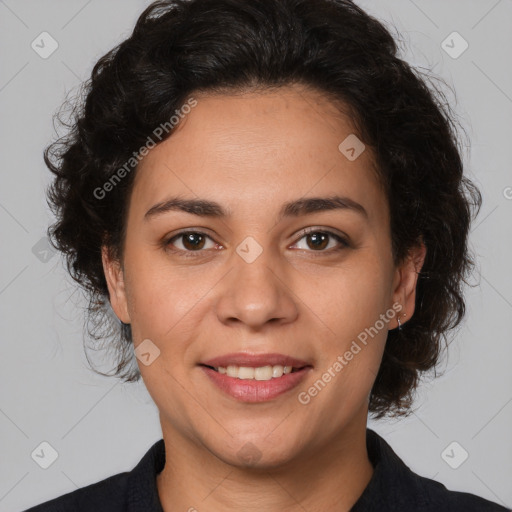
[130,85,385,222]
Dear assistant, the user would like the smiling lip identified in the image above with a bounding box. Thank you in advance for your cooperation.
[198,352,313,403]
[200,365,312,402]
[200,352,312,368]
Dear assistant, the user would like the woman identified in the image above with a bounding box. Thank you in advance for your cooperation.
[25,0,509,510]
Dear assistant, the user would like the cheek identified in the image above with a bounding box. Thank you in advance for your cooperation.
[299,256,392,337]
[123,257,220,373]
[299,252,392,397]
[123,252,190,332]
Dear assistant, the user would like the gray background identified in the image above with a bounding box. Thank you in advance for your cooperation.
[1,0,511,510]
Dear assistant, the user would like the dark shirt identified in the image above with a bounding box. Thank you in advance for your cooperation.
[23,428,510,511]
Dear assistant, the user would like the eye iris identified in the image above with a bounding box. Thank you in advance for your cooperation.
[182,233,205,250]
[307,232,329,250]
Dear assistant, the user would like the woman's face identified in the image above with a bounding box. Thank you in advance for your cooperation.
[104,85,422,468]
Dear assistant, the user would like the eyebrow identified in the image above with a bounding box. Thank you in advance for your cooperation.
[144,195,368,221]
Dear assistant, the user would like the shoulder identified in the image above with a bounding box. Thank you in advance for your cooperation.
[360,429,510,512]
[410,468,509,511]
[22,438,165,512]
[22,472,129,512]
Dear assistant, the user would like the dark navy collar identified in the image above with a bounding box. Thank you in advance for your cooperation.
[127,438,165,512]
[123,429,407,511]
[124,429,509,511]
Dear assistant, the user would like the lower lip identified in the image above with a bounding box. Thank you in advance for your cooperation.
[200,365,312,402]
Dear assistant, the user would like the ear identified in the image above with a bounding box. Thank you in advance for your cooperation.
[101,245,131,324]
[390,242,427,329]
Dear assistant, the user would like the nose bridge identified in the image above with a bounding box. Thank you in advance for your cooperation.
[214,235,298,328]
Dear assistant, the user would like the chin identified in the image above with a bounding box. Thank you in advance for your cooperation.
[208,435,305,471]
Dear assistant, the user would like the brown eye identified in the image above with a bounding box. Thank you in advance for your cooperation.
[292,230,349,253]
[305,232,329,250]
[166,231,217,252]
[181,232,206,250]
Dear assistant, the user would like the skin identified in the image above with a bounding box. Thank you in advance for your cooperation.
[103,84,426,512]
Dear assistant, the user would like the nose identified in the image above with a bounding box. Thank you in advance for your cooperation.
[214,245,299,330]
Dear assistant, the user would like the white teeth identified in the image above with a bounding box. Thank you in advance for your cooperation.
[273,365,284,378]
[226,365,238,378]
[216,364,295,381]
[238,366,255,380]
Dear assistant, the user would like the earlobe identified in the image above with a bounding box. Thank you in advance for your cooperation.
[101,246,131,324]
[391,242,427,329]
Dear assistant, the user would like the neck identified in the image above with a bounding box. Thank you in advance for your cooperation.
[156,416,374,512]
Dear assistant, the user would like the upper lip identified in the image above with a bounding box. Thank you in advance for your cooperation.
[200,352,312,369]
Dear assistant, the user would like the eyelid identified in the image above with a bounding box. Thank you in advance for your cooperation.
[293,226,349,242]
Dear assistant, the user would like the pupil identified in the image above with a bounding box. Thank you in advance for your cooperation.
[183,233,205,250]
[308,232,328,250]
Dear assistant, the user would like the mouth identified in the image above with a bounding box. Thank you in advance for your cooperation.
[199,363,309,380]
[199,363,313,402]
[198,352,313,381]
[197,352,313,401]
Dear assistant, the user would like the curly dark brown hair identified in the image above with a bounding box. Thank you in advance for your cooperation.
[44,0,481,418]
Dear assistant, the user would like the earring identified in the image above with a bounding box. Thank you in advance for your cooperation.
[397,310,406,331]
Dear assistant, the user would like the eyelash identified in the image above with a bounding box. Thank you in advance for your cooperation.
[163,228,350,258]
